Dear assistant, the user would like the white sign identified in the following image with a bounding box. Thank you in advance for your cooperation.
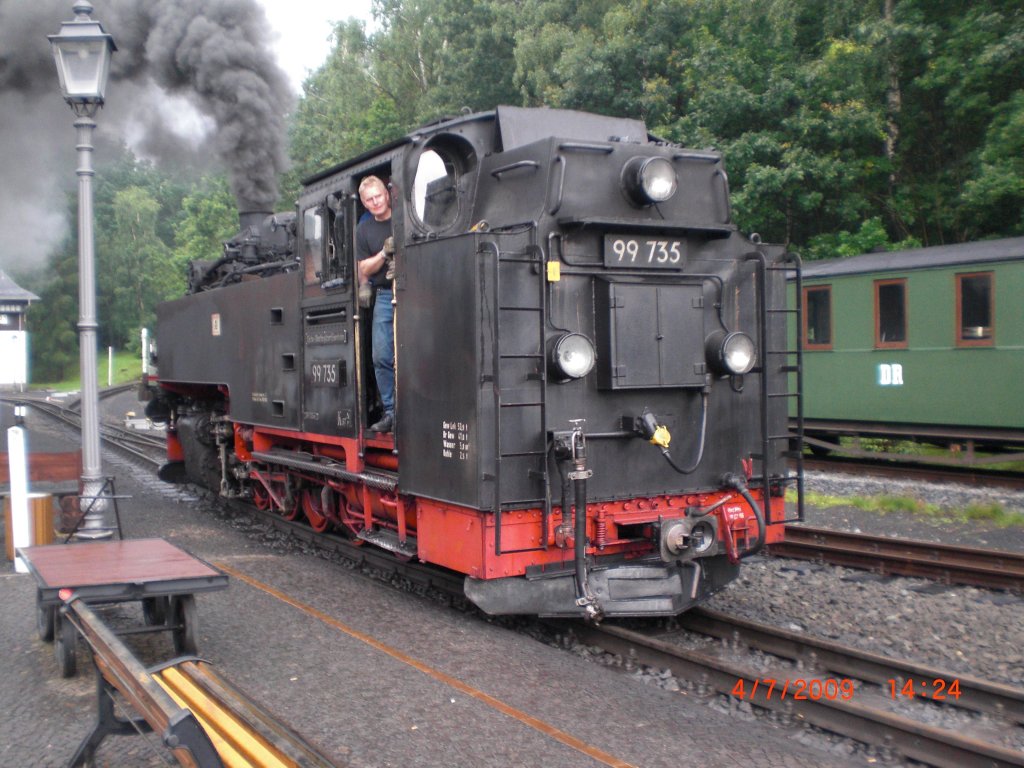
[878,363,904,386]
[0,331,27,386]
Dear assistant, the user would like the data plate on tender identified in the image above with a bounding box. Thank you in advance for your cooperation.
[603,235,685,269]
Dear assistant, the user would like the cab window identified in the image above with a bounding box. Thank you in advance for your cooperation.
[303,207,323,285]
[413,149,458,230]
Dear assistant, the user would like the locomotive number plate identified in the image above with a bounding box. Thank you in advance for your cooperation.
[603,235,684,269]
[310,359,343,387]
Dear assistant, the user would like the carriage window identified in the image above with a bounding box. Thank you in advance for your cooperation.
[957,272,994,346]
[803,286,832,349]
[413,149,459,230]
[303,207,323,285]
[875,279,907,348]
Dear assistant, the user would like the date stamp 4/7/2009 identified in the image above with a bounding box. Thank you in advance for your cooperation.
[731,677,963,702]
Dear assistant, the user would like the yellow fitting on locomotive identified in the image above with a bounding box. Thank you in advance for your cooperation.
[650,425,671,449]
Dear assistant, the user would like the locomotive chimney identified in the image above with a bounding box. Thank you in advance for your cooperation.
[239,210,271,235]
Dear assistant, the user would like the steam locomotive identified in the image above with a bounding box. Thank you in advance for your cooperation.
[147,106,803,618]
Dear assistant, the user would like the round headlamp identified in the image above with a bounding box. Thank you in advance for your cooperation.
[706,330,756,375]
[550,333,596,380]
[622,156,678,206]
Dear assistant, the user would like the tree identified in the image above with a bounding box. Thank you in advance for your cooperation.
[172,176,239,267]
[107,186,180,351]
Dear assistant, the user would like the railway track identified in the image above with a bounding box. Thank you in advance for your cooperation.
[554,610,1024,768]
[4,385,167,466]
[772,525,1024,592]
[800,455,1024,491]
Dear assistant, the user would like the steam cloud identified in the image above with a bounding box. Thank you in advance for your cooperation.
[0,0,295,270]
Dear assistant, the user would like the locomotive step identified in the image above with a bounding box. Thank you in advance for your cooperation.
[356,528,417,558]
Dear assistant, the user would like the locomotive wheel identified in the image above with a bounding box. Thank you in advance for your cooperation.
[338,500,366,543]
[280,486,301,521]
[171,595,198,655]
[54,611,77,677]
[252,485,271,510]
[302,489,331,532]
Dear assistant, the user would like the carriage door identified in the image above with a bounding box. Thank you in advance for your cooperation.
[301,200,358,438]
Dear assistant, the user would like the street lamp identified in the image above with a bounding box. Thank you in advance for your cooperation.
[49,1,117,539]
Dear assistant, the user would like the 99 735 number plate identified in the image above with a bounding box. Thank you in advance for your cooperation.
[310,359,343,387]
[604,235,684,268]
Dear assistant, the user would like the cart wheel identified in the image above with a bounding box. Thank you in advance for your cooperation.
[37,604,56,642]
[142,596,169,626]
[171,595,198,655]
[54,612,77,678]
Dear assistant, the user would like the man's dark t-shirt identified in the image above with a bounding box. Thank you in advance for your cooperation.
[356,216,393,289]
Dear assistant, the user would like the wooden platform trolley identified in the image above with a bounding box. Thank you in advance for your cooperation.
[19,539,336,767]
[18,538,228,677]
[59,591,337,768]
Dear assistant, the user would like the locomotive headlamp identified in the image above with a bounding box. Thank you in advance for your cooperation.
[550,333,597,381]
[622,156,678,206]
[706,330,756,375]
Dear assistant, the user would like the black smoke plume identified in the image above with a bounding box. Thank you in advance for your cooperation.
[0,0,295,269]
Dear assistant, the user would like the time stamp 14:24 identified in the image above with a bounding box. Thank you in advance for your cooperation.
[730,677,963,702]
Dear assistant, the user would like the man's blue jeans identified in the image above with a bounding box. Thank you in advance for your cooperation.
[372,288,395,415]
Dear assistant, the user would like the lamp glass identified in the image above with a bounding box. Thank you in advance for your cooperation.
[51,36,111,101]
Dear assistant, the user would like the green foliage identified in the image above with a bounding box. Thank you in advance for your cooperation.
[172,176,238,267]
[282,0,1021,254]
[804,217,921,260]
[25,146,187,379]
[31,350,142,392]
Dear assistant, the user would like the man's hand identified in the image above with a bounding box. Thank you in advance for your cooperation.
[382,236,396,280]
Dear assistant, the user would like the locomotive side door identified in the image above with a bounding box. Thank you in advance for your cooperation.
[300,199,359,438]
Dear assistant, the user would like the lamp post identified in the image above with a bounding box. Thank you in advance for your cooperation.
[49,1,117,539]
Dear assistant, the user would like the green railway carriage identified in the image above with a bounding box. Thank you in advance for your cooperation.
[792,237,1024,459]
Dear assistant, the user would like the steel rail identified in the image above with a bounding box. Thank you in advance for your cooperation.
[562,620,1024,768]
[798,455,1024,490]
[678,606,1024,724]
[772,525,1024,592]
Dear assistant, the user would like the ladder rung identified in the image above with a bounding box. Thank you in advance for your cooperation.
[499,353,543,359]
[500,450,546,458]
[499,305,542,312]
[768,392,799,398]
[500,401,544,408]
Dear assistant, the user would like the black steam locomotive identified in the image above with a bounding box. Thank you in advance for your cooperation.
[148,106,803,618]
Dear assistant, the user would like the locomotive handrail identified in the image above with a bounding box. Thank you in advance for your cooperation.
[672,150,721,163]
[557,141,615,154]
[304,307,347,323]
[490,159,540,178]
[554,215,735,234]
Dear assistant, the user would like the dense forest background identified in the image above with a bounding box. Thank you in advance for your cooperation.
[17,0,1024,380]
